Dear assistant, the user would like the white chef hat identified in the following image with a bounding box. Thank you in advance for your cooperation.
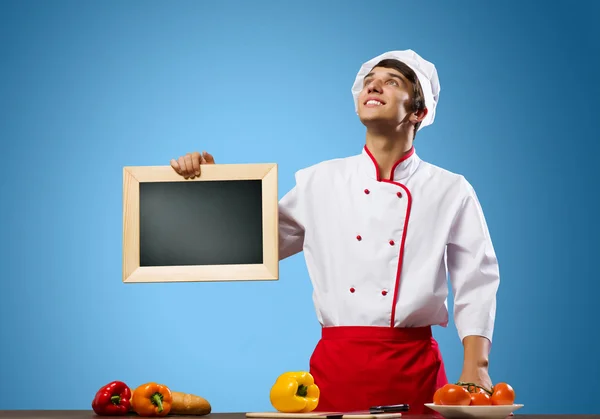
[351,49,441,130]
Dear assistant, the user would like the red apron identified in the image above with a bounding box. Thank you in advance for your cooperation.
[309,325,448,415]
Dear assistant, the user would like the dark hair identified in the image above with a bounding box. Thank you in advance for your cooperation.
[372,59,426,134]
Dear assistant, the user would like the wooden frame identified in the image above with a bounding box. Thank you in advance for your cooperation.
[122,163,278,283]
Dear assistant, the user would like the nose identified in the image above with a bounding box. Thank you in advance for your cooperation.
[367,79,383,93]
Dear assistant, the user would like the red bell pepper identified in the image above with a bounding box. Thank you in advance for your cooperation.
[92,381,132,416]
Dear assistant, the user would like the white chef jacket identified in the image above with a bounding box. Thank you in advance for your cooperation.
[278,145,500,343]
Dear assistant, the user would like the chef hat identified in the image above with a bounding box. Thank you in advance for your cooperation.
[351,49,441,130]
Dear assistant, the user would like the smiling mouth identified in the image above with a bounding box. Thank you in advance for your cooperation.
[365,99,384,107]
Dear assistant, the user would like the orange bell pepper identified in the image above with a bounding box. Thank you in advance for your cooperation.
[131,382,173,417]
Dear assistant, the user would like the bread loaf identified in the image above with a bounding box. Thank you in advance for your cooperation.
[170,391,212,416]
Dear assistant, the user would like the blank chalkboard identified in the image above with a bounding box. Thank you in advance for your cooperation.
[122,163,279,283]
[139,180,263,266]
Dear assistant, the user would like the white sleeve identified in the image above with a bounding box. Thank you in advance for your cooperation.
[447,178,500,344]
[278,185,305,260]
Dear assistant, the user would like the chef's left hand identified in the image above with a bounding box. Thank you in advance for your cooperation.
[458,366,493,393]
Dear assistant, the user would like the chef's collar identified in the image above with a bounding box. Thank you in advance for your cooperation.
[361,145,421,183]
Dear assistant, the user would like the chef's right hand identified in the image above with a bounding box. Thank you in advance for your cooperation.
[170,151,215,179]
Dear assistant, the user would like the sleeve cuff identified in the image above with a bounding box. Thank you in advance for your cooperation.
[457,328,494,344]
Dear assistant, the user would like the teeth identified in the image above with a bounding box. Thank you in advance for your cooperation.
[366,100,382,106]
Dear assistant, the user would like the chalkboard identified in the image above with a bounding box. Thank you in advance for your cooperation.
[139,180,263,266]
[122,163,279,283]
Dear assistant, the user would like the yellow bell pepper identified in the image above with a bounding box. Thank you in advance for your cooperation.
[270,371,320,413]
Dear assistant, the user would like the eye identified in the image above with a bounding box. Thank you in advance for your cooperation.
[386,80,399,86]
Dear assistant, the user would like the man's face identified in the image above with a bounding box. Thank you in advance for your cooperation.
[357,66,414,128]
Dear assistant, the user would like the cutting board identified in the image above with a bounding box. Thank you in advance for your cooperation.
[246,412,402,419]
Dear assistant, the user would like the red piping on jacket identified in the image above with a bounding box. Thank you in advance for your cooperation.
[363,145,413,328]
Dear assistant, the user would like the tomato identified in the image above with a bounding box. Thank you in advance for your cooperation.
[491,383,516,405]
[438,384,471,406]
[469,392,492,405]
[433,387,443,405]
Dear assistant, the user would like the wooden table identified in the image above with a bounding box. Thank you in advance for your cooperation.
[0,413,599,419]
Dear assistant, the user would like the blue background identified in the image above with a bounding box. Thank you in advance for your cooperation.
[1,0,599,414]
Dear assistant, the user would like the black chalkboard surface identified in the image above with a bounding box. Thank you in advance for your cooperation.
[122,163,279,283]
[139,180,263,266]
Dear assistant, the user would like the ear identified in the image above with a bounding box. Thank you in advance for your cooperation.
[410,108,428,124]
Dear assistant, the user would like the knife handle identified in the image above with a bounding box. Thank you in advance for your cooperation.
[369,403,409,413]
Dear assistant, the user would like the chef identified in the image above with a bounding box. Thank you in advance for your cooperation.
[170,50,500,414]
